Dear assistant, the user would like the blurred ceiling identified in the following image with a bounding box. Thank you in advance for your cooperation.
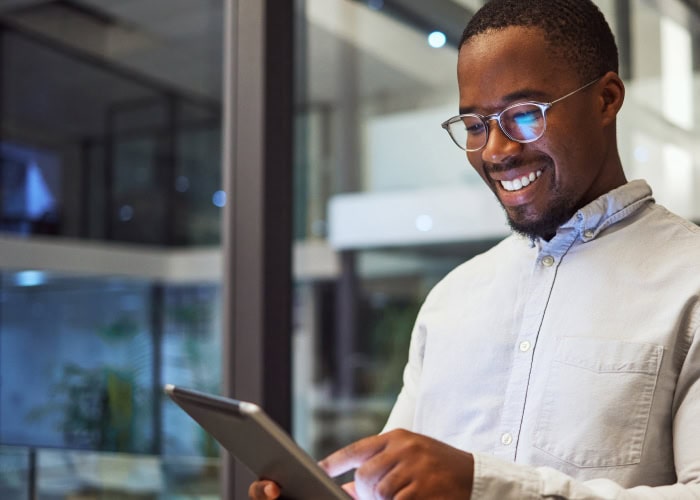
[1,0,696,142]
[0,0,471,104]
[0,0,475,141]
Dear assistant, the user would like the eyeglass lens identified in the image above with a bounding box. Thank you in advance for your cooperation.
[451,103,546,151]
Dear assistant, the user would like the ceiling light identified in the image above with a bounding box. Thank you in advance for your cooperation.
[428,31,446,48]
[212,190,227,208]
[15,271,46,287]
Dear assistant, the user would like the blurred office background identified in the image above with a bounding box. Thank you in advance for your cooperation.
[0,0,699,498]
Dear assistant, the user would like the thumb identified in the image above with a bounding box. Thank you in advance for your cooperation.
[342,481,358,499]
[263,482,281,498]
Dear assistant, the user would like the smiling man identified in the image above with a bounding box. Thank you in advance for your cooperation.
[251,1,700,498]
[447,5,627,242]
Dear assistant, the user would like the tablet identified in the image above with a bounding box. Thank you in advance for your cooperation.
[164,384,351,499]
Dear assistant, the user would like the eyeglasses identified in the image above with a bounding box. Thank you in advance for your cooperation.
[441,78,600,152]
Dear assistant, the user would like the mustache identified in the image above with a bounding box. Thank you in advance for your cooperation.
[484,154,553,175]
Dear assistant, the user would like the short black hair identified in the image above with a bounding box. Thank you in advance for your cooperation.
[460,0,619,83]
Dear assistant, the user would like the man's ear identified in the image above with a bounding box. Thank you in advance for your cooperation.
[599,71,625,126]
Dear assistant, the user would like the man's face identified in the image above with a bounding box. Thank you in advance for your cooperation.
[458,26,613,240]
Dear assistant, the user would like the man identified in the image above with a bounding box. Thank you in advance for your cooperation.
[252,0,700,498]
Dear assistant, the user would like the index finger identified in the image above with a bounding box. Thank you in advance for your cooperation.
[319,434,387,477]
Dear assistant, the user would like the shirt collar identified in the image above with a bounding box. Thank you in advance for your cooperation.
[530,179,654,248]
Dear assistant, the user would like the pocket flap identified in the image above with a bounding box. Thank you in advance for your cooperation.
[556,337,663,374]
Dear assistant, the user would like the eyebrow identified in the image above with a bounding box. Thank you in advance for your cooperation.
[459,88,551,115]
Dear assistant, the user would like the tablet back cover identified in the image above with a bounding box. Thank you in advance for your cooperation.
[165,385,349,499]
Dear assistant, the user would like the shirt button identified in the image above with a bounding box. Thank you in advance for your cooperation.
[542,255,555,267]
[501,432,513,446]
[519,341,531,352]
[584,229,595,239]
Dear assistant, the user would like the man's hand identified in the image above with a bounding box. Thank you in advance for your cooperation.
[319,429,474,499]
[248,479,281,499]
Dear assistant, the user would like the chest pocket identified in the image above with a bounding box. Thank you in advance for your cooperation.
[533,337,663,468]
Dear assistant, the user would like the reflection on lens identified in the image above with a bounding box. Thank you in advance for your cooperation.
[503,104,544,142]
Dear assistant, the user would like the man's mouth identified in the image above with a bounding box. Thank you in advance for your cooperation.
[499,170,543,192]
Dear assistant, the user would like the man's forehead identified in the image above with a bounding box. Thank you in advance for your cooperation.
[457,25,555,68]
[457,26,573,106]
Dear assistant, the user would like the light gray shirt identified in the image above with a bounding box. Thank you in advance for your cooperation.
[384,180,700,499]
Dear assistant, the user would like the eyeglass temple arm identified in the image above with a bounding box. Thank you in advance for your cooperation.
[549,77,600,106]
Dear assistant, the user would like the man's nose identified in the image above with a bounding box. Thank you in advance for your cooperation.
[480,119,522,164]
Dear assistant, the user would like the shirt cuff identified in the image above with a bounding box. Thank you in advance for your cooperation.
[472,453,541,500]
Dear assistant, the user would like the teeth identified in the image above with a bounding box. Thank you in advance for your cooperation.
[500,170,543,192]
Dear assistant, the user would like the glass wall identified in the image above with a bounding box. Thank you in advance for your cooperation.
[292,0,502,460]
[0,1,224,498]
[291,0,700,461]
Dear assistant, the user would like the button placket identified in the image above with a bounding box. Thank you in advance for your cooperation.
[496,235,578,461]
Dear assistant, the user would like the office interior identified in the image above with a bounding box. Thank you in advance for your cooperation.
[0,0,699,498]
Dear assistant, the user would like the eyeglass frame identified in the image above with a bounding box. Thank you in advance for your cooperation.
[440,77,601,152]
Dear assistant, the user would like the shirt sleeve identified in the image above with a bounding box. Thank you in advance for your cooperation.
[381,320,426,432]
[381,294,432,432]
[472,454,700,500]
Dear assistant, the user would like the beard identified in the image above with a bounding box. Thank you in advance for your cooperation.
[504,189,577,241]
[486,155,578,241]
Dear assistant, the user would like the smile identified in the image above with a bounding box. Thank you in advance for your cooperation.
[499,170,543,192]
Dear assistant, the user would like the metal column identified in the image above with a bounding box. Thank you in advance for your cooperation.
[221,0,294,498]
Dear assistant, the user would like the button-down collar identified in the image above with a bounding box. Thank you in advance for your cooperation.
[531,180,654,250]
